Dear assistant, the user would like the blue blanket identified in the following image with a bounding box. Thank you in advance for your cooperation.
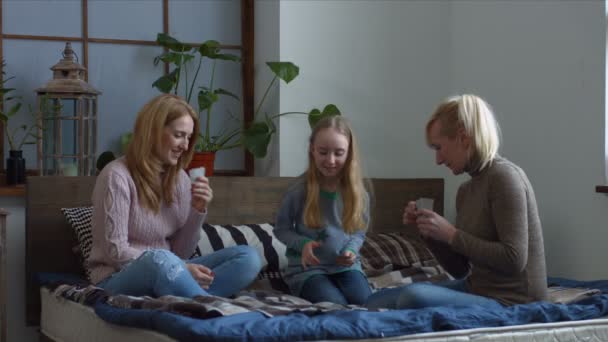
[90,277,608,342]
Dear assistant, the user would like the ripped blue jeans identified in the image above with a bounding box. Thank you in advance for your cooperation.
[97,245,262,298]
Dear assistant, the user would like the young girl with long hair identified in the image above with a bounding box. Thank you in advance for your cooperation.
[274,115,372,305]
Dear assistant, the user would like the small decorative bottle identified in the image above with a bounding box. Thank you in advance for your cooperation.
[6,150,25,185]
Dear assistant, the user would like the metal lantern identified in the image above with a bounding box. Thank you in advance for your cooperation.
[36,42,101,176]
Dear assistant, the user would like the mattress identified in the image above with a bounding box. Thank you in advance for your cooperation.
[40,286,608,342]
[40,287,175,342]
[320,317,608,341]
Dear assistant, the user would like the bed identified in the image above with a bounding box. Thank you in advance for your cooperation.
[25,176,608,341]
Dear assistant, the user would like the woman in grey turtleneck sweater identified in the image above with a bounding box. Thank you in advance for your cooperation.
[366,94,547,309]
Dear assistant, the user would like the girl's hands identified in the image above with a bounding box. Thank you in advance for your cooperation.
[336,250,356,266]
[301,241,321,269]
[415,209,457,244]
[186,263,214,289]
[191,176,213,212]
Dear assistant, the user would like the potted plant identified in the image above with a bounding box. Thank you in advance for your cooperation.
[0,61,39,185]
[152,33,341,175]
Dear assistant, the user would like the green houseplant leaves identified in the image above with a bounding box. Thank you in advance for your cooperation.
[0,61,40,151]
[152,33,341,159]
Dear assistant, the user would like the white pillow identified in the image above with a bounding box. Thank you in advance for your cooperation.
[198,223,288,272]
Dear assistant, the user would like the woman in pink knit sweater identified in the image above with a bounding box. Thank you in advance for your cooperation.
[88,94,262,298]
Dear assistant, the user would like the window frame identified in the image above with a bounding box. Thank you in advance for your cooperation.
[0,0,254,176]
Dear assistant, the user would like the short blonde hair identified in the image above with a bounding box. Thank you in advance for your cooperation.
[426,94,501,171]
[126,94,199,212]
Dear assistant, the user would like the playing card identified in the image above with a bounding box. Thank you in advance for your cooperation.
[189,167,206,182]
[415,197,434,211]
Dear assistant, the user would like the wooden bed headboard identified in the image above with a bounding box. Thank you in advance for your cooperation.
[25,175,443,325]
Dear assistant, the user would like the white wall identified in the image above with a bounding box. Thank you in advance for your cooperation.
[278,0,451,181]
[254,0,281,176]
[2,198,38,341]
[448,1,607,280]
[275,0,608,280]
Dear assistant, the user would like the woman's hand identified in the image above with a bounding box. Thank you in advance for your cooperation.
[191,176,213,212]
[336,250,356,266]
[403,201,418,225]
[415,209,457,244]
[186,263,215,289]
[301,241,321,269]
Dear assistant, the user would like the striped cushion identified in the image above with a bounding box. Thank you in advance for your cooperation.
[198,223,288,272]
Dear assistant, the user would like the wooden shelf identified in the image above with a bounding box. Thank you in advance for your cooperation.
[0,170,248,197]
[0,185,25,197]
[597,185,608,193]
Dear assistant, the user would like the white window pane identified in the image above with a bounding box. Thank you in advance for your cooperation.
[169,0,241,45]
[89,43,243,172]
[88,43,163,155]
[3,0,82,37]
[89,0,162,41]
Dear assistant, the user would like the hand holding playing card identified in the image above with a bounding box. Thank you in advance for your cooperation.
[189,167,212,212]
[189,167,206,182]
[415,197,434,213]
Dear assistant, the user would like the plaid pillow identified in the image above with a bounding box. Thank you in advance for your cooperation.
[61,206,94,280]
[361,232,450,290]
[360,231,441,275]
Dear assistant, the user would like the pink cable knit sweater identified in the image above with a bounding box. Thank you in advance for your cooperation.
[88,158,206,284]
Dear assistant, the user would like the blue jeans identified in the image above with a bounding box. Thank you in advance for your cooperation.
[98,246,262,298]
[300,270,372,305]
[365,279,503,309]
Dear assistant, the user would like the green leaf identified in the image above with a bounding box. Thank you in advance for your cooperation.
[152,68,179,93]
[156,33,190,52]
[0,113,8,123]
[266,62,299,84]
[120,133,133,154]
[197,40,240,62]
[7,103,22,117]
[198,90,219,112]
[156,52,194,66]
[215,53,241,62]
[198,40,221,58]
[308,104,341,128]
[215,88,240,101]
[0,87,15,95]
[243,121,274,158]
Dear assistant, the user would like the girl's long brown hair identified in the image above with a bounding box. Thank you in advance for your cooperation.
[303,116,367,234]
[126,94,199,212]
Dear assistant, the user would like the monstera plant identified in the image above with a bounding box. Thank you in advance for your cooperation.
[153,33,341,167]
[97,34,341,174]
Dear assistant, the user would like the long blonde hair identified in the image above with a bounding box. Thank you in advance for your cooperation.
[126,94,199,212]
[304,116,367,234]
[426,94,501,172]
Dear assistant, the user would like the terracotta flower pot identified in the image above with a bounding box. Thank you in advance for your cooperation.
[187,152,215,176]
